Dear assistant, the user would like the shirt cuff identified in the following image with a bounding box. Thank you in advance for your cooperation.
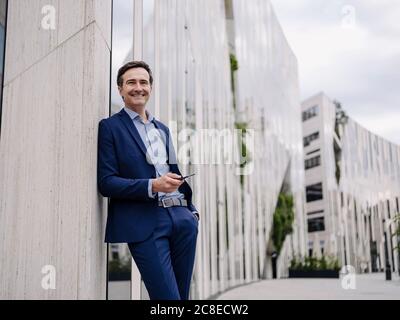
[148,179,157,199]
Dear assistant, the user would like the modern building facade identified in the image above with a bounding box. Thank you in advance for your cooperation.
[226,0,306,282]
[0,0,306,299]
[302,92,400,275]
[302,93,338,258]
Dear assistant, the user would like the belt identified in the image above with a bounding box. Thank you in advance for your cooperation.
[158,198,188,208]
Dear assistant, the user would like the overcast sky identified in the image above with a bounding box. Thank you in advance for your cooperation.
[270,0,400,145]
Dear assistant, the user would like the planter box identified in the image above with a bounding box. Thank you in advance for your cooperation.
[288,269,339,278]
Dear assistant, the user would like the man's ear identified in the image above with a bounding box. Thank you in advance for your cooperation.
[118,86,125,100]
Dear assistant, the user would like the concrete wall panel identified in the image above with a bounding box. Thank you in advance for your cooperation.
[0,0,111,299]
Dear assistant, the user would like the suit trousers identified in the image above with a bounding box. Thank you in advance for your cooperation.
[128,205,198,300]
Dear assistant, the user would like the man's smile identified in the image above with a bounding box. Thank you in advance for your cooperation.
[130,93,147,97]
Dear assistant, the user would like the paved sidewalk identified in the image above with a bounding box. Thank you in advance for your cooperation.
[217,273,400,300]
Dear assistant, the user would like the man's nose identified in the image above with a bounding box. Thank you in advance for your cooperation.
[132,83,143,91]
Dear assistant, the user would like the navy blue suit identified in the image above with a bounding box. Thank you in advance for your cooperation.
[97,108,198,299]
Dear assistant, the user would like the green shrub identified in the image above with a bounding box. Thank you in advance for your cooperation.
[109,258,131,273]
[272,193,295,254]
[393,214,400,251]
[289,255,341,271]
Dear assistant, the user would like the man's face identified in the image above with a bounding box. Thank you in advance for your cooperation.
[118,67,152,108]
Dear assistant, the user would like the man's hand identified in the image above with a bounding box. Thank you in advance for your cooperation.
[152,173,184,193]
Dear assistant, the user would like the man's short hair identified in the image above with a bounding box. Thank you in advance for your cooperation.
[117,61,153,87]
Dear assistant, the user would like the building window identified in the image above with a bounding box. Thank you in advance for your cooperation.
[305,155,321,170]
[306,182,323,202]
[302,105,319,122]
[303,131,319,147]
[306,148,320,156]
[307,217,325,232]
[307,210,324,216]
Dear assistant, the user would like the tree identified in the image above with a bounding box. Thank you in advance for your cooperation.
[272,193,295,254]
[393,214,400,251]
[333,100,349,184]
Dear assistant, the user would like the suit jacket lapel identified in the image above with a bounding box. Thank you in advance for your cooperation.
[118,109,148,157]
[118,109,184,183]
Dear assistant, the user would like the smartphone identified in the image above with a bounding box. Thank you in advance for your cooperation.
[180,173,196,180]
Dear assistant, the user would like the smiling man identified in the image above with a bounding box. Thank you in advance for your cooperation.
[97,61,199,300]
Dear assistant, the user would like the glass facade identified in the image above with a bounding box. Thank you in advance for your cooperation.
[227,0,306,285]
[339,118,400,271]
[116,0,307,299]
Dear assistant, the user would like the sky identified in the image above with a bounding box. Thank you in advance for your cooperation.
[270,0,400,145]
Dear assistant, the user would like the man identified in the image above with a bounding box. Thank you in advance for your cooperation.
[97,61,199,300]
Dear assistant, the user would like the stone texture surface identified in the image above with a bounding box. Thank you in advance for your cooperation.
[0,0,111,299]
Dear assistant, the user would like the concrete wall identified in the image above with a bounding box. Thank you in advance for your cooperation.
[0,0,112,299]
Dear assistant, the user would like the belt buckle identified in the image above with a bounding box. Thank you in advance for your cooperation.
[161,198,174,208]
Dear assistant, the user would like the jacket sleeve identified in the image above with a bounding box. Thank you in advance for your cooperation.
[188,203,200,219]
[97,119,153,201]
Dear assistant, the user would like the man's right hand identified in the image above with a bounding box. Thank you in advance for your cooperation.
[152,172,184,193]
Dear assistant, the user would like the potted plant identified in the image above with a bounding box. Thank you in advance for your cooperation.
[289,255,341,278]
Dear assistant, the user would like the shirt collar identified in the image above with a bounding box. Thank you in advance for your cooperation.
[124,107,154,123]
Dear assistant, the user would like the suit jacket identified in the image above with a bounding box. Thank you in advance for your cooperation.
[97,108,197,243]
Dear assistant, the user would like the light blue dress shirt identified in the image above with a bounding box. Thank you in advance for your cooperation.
[123,107,185,201]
